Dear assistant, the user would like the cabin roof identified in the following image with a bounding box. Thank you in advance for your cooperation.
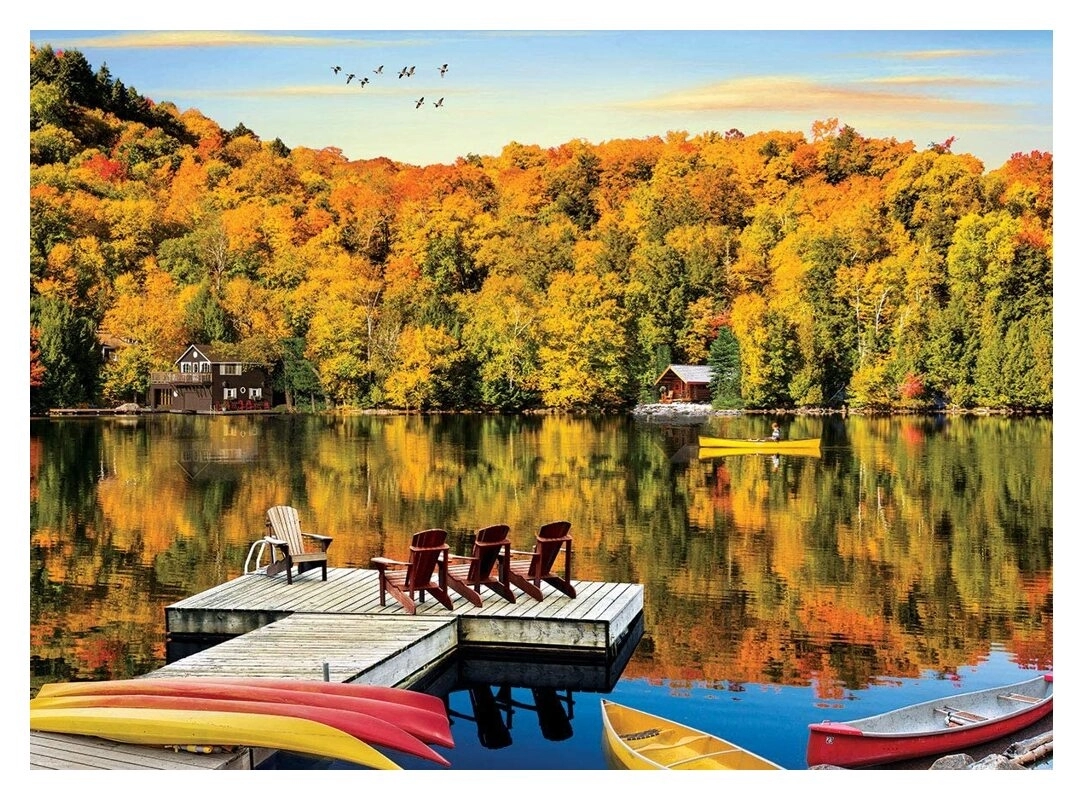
[654,364,713,386]
[173,344,255,366]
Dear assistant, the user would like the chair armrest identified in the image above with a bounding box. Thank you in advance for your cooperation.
[447,553,477,563]
[264,536,288,549]
[508,548,534,557]
[370,557,409,568]
[302,532,333,552]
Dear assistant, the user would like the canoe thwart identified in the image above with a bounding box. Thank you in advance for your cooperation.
[998,693,1043,704]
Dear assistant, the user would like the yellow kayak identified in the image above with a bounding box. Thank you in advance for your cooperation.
[600,699,782,770]
[698,436,820,453]
[29,706,402,770]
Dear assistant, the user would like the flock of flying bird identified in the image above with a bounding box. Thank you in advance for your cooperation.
[331,63,448,108]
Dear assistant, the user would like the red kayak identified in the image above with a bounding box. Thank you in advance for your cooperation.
[35,679,453,749]
[30,692,449,766]
[201,677,447,717]
[806,673,1052,768]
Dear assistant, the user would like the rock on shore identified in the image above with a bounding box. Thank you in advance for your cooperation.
[631,403,737,420]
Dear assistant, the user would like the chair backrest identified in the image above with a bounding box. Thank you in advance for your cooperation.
[267,506,305,553]
[404,528,450,588]
[530,520,572,577]
[469,524,511,582]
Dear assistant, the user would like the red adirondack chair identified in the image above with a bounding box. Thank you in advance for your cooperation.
[446,524,516,606]
[371,528,455,614]
[506,520,576,600]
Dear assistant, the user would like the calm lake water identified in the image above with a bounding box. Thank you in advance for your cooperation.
[29,412,1053,771]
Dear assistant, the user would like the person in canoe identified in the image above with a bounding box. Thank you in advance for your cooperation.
[770,422,782,441]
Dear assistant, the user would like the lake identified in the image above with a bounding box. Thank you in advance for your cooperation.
[29,411,1053,770]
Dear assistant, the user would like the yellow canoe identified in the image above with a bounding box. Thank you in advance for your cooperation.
[698,436,821,453]
[29,706,402,770]
[600,699,783,770]
[698,446,821,459]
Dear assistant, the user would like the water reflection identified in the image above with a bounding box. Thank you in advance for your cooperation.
[30,413,1052,767]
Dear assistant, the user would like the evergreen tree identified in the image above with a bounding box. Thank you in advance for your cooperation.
[707,327,742,408]
[31,296,100,412]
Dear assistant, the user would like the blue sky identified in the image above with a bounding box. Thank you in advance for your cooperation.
[28,22,1055,170]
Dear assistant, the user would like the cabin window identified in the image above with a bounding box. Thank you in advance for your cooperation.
[181,362,193,374]
[199,361,211,373]
[250,388,262,399]
[223,387,238,399]
[221,364,242,376]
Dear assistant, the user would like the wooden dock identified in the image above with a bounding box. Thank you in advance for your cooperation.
[31,566,644,770]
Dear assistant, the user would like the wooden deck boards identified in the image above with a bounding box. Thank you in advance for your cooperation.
[30,731,254,770]
[152,614,457,685]
[33,565,643,770]
[167,567,642,658]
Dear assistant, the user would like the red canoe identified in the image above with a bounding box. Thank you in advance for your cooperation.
[806,673,1052,768]
[30,692,450,766]
[34,679,453,749]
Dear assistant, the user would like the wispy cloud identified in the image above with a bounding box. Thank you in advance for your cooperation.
[626,76,996,115]
[871,48,1014,60]
[859,75,1014,88]
[37,31,425,49]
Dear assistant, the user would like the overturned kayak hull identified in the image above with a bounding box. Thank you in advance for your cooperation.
[29,706,403,770]
[34,679,453,748]
[806,674,1052,768]
[35,677,446,718]
[600,699,782,770]
[30,692,449,766]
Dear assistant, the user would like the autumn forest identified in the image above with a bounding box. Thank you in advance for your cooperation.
[29,45,1053,415]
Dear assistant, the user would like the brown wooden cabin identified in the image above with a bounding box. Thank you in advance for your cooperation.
[148,345,270,412]
[654,364,713,403]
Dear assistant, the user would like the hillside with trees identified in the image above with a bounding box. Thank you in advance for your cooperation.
[29,44,1053,415]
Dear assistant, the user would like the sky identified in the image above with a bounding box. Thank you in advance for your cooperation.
[27,25,1054,171]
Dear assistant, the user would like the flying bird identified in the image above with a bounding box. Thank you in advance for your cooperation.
[373,65,384,74]
[332,65,341,74]
[399,66,409,78]
[439,63,448,77]
[407,65,416,77]
[359,76,369,87]
[346,73,356,84]
[433,97,444,107]
[415,97,425,109]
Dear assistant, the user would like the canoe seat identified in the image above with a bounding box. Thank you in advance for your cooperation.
[998,693,1043,704]
[620,728,661,742]
[935,706,987,726]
